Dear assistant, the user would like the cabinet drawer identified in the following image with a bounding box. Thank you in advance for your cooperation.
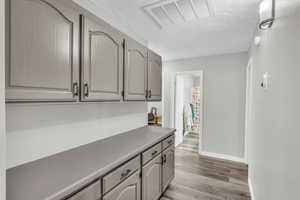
[142,143,162,165]
[103,170,141,200]
[103,156,140,194]
[162,135,175,150]
[66,180,101,200]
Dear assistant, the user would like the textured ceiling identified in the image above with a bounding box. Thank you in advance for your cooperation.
[92,0,260,60]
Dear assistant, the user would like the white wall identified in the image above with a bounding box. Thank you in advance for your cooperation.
[6,103,147,168]
[0,0,6,198]
[182,75,194,106]
[248,0,300,199]
[163,52,248,158]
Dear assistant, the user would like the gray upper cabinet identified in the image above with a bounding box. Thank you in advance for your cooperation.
[162,146,175,192]
[5,0,162,103]
[103,171,141,200]
[124,38,147,101]
[147,50,162,101]
[66,181,101,200]
[142,154,162,200]
[80,15,123,102]
[6,0,80,102]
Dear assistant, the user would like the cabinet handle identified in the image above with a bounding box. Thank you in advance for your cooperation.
[163,154,167,164]
[84,83,89,97]
[72,82,79,97]
[145,90,148,98]
[149,90,152,98]
[120,169,131,180]
[151,150,158,156]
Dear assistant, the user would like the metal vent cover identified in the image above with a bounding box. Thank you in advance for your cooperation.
[143,0,214,28]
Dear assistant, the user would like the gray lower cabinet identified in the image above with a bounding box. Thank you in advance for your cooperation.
[124,38,147,101]
[66,181,101,200]
[80,15,123,102]
[6,0,80,102]
[103,171,141,200]
[142,154,162,200]
[162,146,175,192]
[147,50,162,101]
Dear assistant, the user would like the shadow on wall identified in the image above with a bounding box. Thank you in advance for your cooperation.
[6,102,148,168]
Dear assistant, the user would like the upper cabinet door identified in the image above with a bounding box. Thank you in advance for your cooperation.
[81,15,123,102]
[147,50,162,101]
[6,0,80,102]
[124,38,147,101]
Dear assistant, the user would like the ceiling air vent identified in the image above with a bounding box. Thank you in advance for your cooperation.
[143,0,214,28]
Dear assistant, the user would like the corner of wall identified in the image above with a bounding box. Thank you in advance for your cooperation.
[0,0,6,198]
[248,175,256,200]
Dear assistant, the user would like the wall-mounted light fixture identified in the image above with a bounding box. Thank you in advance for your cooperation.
[259,0,275,30]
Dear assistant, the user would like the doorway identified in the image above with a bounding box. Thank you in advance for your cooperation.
[173,71,204,154]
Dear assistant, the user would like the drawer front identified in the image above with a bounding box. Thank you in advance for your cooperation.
[142,143,162,165]
[67,180,101,200]
[103,156,141,194]
[162,135,175,150]
[103,170,141,200]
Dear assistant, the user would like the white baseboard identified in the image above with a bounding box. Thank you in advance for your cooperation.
[201,151,246,164]
[248,177,255,200]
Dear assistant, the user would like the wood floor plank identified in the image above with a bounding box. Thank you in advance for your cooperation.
[160,132,251,200]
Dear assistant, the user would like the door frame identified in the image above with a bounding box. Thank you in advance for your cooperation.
[171,70,204,154]
[244,58,253,163]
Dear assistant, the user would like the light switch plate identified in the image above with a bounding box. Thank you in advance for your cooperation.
[261,72,271,90]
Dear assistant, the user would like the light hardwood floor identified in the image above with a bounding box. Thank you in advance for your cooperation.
[160,132,251,200]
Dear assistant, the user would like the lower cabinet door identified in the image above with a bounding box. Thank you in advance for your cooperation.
[162,146,175,191]
[142,154,162,200]
[67,181,101,200]
[103,171,141,200]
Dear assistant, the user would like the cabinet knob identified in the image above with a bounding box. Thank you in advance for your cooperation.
[120,169,131,180]
[163,154,167,164]
[145,90,148,98]
[151,150,158,156]
[72,82,79,97]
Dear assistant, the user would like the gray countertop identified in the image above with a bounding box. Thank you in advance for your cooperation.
[7,126,175,200]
